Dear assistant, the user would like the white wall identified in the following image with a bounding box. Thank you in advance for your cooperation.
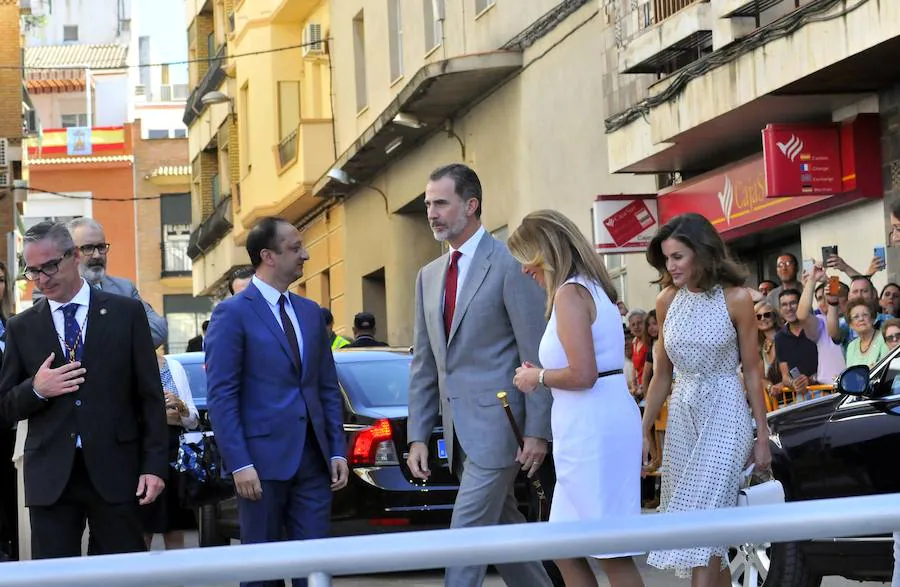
[94,74,129,126]
[800,199,888,292]
[25,0,130,46]
[135,106,187,138]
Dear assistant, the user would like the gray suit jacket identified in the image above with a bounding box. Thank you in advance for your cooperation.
[407,231,552,470]
[33,275,168,348]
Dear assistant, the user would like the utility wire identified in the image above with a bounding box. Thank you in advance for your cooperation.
[23,186,171,202]
[1,38,331,71]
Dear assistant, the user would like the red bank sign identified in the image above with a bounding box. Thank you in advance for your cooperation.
[657,155,856,241]
[762,124,842,197]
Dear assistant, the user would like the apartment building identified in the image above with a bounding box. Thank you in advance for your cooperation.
[603,0,900,289]
[313,0,659,344]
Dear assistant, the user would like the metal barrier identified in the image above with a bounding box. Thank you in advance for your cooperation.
[765,384,835,412]
[0,494,899,586]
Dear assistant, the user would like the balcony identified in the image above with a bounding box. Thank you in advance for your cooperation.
[188,195,232,260]
[183,44,227,127]
[616,0,713,74]
[276,127,299,169]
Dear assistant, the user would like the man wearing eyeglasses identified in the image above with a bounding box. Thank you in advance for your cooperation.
[33,218,168,349]
[0,221,167,559]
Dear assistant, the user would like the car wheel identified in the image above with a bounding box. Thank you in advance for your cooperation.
[198,503,229,547]
[756,542,822,587]
[729,542,770,586]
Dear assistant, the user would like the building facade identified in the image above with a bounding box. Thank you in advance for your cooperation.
[603,0,900,293]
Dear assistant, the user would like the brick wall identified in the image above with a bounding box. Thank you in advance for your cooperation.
[0,1,22,266]
[133,119,192,314]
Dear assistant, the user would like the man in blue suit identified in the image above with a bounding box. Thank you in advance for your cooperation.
[205,216,349,587]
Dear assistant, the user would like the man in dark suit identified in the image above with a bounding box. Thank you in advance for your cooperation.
[0,221,167,559]
[205,216,348,587]
[345,312,388,348]
[186,320,208,352]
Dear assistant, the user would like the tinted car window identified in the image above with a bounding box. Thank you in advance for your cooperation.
[173,359,207,407]
[336,358,411,407]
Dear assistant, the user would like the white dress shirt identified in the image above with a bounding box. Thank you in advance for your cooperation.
[445,225,486,306]
[42,279,92,446]
[251,275,304,361]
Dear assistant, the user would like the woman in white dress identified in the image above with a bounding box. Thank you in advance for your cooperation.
[641,213,771,586]
[510,210,644,587]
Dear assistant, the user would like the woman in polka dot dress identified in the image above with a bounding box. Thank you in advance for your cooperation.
[641,213,772,586]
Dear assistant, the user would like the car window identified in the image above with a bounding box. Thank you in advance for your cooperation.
[336,358,411,407]
[175,360,207,405]
[878,355,900,398]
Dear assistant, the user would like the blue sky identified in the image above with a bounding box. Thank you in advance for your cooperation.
[135,0,189,85]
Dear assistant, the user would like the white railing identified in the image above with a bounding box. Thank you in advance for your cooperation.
[1,494,898,586]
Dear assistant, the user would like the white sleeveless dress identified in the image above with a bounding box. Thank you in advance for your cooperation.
[538,275,642,558]
[647,286,754,577]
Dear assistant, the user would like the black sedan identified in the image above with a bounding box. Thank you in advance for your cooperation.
[733,345,900,587]
[167,349,549,545]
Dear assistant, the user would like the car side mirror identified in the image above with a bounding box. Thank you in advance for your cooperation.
[837,365,872,397]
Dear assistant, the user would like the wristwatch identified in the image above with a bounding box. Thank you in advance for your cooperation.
[538,369,547,388]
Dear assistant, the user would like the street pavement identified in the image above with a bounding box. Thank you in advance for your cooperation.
[162,533,886,586]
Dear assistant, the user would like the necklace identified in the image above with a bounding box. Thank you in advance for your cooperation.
[57,316,87,363]
[860,332,875,354]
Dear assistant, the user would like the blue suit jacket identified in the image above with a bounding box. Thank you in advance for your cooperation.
[205,282,346,481]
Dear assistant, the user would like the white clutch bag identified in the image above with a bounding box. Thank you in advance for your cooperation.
[738,464,785,507]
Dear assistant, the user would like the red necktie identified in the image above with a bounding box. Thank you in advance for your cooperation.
[443,251,462,336]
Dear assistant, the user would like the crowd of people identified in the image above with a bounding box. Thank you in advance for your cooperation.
[1,162,900,587]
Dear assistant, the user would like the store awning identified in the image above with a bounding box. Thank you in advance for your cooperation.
[313,51,522,199]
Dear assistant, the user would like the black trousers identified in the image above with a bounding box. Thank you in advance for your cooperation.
[0,427,17,560]
[30,450,146,559]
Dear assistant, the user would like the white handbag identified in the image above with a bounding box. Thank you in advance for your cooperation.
[738,464,785,507]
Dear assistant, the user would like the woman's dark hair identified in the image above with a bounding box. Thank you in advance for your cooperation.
[891,198,900,221]
[641,310,658,346]
[646,213,748,290]
[880,282,900,298]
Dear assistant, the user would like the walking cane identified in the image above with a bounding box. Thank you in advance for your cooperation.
[497,391,548,521]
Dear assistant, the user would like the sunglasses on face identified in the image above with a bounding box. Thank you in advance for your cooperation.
[886,333,900,343]
[756,312,775,320]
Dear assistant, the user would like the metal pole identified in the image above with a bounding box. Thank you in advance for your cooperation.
[307,572,332,587]
[85,67,92,127]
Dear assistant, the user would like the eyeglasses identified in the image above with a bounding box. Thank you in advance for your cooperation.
[78,243,111,256]
[850,313,872,323]
[756,312,775,320]
[886,333,900,343]
[776,261,795,268]
[23,248,74,281]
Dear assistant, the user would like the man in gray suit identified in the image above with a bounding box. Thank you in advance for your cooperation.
[34,218,168,348]
[407,164,553,587]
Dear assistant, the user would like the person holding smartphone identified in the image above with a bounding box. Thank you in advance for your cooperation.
[774,289,819,403]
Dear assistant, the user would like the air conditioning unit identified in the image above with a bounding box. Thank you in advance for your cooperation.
[0,139,8,167]
[303,23,324,56]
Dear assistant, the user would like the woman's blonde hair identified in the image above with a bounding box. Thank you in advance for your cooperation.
[508,210,618,319]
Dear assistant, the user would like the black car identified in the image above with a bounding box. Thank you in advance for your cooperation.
[731,346,900,587]
[167,349,548,545]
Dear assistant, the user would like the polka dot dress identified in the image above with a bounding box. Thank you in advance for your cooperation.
[647,286,754,578]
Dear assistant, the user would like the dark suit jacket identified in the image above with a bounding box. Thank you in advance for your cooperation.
[345,335,388,348]
[205,283,346,480]
[185,335,204,352]
[0,290,168,507]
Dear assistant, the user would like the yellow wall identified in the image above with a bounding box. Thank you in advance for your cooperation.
[328,2,659,345]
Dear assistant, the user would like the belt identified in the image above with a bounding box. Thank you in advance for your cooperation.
[598,369,624,378]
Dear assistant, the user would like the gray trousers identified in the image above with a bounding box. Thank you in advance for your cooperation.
[444,454,552,587]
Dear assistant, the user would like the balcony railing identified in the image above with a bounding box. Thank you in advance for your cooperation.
[183,43,227,127]
[276,127,299,169]
[161,239,192,275]
[188,196,233,260]
[614,0,707,47]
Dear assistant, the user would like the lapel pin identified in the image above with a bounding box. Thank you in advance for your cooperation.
[99,308,107,316]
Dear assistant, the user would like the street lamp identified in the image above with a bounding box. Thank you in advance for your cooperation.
[326,167,389,214]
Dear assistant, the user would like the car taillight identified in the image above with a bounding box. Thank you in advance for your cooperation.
[350,419,399,466]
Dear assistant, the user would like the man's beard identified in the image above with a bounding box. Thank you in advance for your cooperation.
[431,209,468,242]
[81,263,106,284]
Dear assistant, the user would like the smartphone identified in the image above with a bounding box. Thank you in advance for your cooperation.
[827,275,840,296]
[789,367,801,380]
[875,245,886,267]
[822,245,838,264]
[802,258,814,275]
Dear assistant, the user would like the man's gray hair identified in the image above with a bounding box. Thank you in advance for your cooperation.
[67,217,104,234]
[23,221,75,253]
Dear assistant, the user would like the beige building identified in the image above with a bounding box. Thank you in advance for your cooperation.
[316,0,661,343]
